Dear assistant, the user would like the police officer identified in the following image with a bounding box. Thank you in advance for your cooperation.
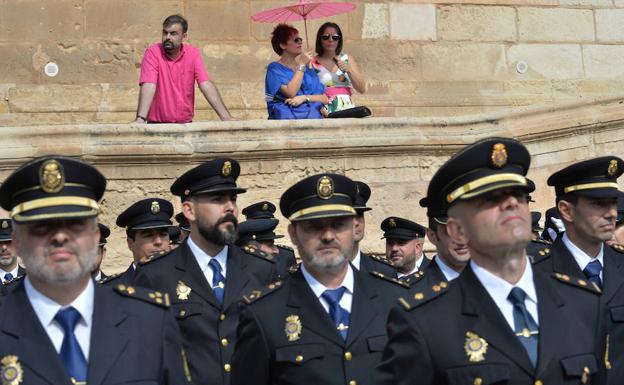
[376,138,601,385]
[230,173,409,385]
[133,157,277,385]
[242,201,297,266]
[381,216,429,278]
[91,223,110,281]
[526,211,551,258]
[350,181,397,276]
[610,198,624,245]
[0,155,190,385]
[175,212,191,243]
[0,219,25,283]
[101,198,173,285]
[236,217,294,278]
[534,156,624,384]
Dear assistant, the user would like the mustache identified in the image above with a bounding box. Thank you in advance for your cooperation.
[217,214,238,228]
[44,243,80,257]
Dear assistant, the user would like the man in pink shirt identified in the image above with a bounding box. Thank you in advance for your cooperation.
[135,15,235,123]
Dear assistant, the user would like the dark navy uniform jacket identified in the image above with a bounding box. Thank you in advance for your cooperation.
[376,264,601,385]
[358,252,397,277]
[230,265,408,385]
[133,242,277,385]
[534,239,624,385]
[0,280,190,385]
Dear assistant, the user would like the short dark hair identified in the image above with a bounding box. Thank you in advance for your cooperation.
[315,22,343,57]
[163,14,188,33]
[126,229,136,240]
[556,194,579,206]
[271,24,298,56]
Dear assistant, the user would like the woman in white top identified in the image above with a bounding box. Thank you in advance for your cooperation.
[311,22,366,114]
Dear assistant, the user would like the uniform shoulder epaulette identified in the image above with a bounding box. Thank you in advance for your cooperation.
[242,245,275,263]
[242,280,284,304]
[533,238,552,245]
[368,254,395,267]
[98,271,125,284]
[370,271,410,288]
[139,249,172,266]
[610,243,624,254]
[276,244,293,252]
[398,280,450,311]
[399,270,426,286]
[113,283,171,308]
[531,246,552,264]
[288,263,301,274]
[2,274,25,286]
[551,272,601,294]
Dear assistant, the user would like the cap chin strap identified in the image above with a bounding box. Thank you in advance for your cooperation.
[11,196,99,217]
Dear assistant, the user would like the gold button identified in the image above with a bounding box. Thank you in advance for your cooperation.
[344,351,352,361]
[221,338,229,347]
[179,310,186,317]
[295,355,303,363]
[219,313,226,321]
[224,363,231,372]
[349,381,357,385]
[474,378,482,385]
[534,380,543,385]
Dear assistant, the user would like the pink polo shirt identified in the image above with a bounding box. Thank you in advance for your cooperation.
[139,43,211,123]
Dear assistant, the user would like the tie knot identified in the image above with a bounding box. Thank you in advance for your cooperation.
[321,287,347,305]
[3,273,13,282]
[508,287,527,305]
[584,259,602,276]
[54,307,82,333]
[208,258,222,273]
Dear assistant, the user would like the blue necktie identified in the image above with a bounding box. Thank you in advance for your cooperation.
[208,259,225,305]
[583,259,602,289]
[3,272,13,283]
[508,287,539,368]
[54,307,87,383]
[321,287,350,340]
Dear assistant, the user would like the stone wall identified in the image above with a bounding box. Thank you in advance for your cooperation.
[2,0,624,125]
[0,97,622,273]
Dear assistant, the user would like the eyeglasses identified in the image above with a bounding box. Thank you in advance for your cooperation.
[292,37,303,43]
[322,34,341,41]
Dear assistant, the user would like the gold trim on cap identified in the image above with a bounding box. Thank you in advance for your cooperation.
[564,182,619,194]
[289,204,356,221]
[11,196,99,217]
[446,173,527,203]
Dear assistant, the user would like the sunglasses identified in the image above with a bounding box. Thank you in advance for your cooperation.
[292,37,303,43]
[322,34,341,41]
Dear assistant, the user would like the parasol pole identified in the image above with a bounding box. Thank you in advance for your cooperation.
[304,17,309,49]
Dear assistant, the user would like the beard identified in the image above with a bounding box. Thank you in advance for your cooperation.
[298,242,351,275]
[163,40,175,51]
[0,253,15,267]
[197,213,239,246]
[19,242,98,286]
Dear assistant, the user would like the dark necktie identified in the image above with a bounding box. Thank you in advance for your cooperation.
[583,259,602,289]
[54,307,87,383]
[507,287,539,368]
[3,272,13,283]
[208,259,225,305]
[321,287,350,340]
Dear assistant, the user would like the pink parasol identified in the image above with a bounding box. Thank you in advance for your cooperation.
[251,0,356,47]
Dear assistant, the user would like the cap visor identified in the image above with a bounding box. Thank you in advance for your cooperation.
[12,206,99,223]
[130,222,174,231]
[194,186,247,195]
[570,189,624,199]
[291,210,356,222]
[459,181,531,201]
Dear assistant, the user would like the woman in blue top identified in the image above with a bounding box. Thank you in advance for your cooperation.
[265,24,328,120]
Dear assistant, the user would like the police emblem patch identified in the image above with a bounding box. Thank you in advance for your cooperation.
[317,176,334,200]
[1,221,7,230]
[39,159,64,193]
[490,143,507,169]
[176,281,192,301]
[150,201,160,214]
[262,203,269,211]
[1,355,23,385]
[389,218,397,228]
[608,159,618,177]
[222,161,232,177]
[464,331,488,362]
[285,315,302,342]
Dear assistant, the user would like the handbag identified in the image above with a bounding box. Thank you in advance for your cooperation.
[327,106,372,119]
[269,102,323,120]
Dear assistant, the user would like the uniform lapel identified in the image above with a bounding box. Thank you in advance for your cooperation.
[551,238,586,277]
[460,266,535,376]
[87,283,130,385]
[602,246,624,305]
[345,270,378,348]
[426,257,448,283]
[175,243,221,308]
[533,271,566,378]
[223,247,250,310]
[287,270,345,347]
[419,254,430,270]
[0,283,72,385]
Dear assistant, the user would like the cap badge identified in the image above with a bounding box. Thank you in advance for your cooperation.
[389,218,397,228]
[1,355,23,385]
[490,143,507,169]
[222,161,232,177]
[464,331,488,362]
[39,159,64,193]
[151,201,161,215]
[608,159,618,177]
[1,221,7,230]
[284,314,302,342]
[176,280,192,301]
[317,176,334,200]
[262,203,269,211]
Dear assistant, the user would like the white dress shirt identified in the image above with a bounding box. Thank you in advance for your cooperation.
[301,263,354,314]
[351,249,362,271]
[471,259,539,331]
[1,265,19,282]
[397,254,425,278]
[434,256,460,281]
[187,235,229,284]
[562,232,604,280]
[24,277,94,359]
